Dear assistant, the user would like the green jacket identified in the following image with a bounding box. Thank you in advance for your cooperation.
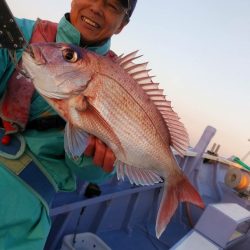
[0,15,115,193]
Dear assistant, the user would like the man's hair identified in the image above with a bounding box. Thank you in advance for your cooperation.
[120,0,137,21]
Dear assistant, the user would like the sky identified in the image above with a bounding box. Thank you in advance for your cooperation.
[6,0,250,164]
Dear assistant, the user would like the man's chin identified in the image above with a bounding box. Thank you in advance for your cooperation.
[80,33,106,46]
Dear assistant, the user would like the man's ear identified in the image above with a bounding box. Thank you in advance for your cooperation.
[115,20,129,35]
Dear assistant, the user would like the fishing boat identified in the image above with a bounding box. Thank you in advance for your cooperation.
[45,126,250,250]
[1,1,249,248]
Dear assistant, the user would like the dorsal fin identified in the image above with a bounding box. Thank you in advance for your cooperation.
[124,62,148,73]
[116,51,189,156]
[116,50,141,67]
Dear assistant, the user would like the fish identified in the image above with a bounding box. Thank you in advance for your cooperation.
[22,42,205,238]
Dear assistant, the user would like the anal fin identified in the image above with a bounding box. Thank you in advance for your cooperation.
[115,160,163,186]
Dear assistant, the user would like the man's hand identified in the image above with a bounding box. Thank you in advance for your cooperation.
[84,135,116,173]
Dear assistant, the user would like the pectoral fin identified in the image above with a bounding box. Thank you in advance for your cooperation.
[64,122,89,158]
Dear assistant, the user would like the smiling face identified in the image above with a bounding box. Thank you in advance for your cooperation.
[70,0,128,45]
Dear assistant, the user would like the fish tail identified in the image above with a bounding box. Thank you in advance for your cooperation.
[155,174,205,239]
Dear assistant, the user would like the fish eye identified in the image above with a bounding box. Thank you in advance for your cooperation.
[62,48,78,63]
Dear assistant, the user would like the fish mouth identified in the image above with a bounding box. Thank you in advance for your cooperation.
[81,16,100,29]
[25,45,47,65]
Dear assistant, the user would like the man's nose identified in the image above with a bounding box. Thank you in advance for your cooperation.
[90,0,104,16]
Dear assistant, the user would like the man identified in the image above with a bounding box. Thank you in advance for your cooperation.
[0,0,137,249]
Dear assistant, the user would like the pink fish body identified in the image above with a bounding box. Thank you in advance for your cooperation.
[22,43,204,238]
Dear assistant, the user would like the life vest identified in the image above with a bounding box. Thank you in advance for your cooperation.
[0,19,58,135]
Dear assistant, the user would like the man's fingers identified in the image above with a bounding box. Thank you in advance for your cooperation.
[84,135,96,156]
[84,136,116,173]
[93,138,105,167]
[103,149,116,173]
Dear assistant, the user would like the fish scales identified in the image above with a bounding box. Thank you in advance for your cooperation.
[22,42,205,239]
[83,73,171,171]
[97,57,172,138]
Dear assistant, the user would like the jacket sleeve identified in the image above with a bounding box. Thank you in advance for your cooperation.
[66,153,116,184]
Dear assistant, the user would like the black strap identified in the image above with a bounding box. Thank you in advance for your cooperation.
[26,115,66,131]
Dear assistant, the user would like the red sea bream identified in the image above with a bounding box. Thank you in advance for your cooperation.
[22,43,204,238]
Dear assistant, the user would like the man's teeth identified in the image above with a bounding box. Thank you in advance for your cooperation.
[83,17,99,28]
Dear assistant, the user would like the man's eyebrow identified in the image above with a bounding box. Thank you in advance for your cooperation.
[112,0,125,7]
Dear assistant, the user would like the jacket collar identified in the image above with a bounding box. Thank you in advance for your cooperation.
[56,14,111,56]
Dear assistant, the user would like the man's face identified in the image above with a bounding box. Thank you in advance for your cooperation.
[70,0,128,45]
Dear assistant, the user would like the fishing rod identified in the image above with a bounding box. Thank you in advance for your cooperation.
[0,0,27,49]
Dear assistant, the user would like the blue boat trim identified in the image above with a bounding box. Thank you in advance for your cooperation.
[43,125,250,249]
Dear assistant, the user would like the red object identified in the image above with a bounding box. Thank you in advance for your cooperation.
[1,121,14,145]
[84,135,116,173]
[1,135,11,145]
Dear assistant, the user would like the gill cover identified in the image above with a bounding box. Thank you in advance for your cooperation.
[23,43,91,99]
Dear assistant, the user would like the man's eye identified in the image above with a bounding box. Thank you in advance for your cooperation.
[62,49,78,63]
[108,3,119,12]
